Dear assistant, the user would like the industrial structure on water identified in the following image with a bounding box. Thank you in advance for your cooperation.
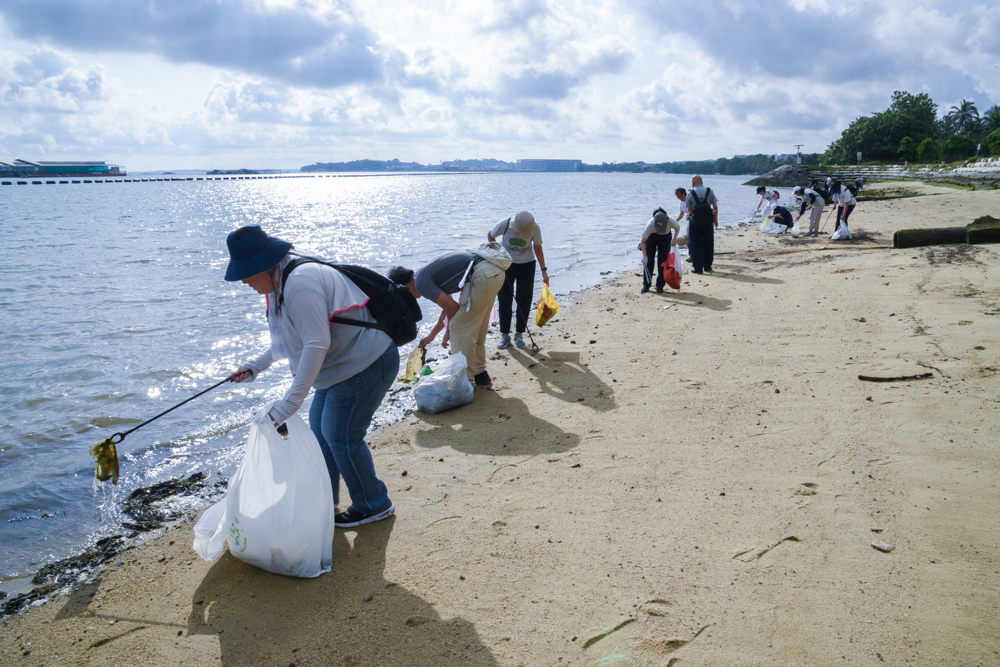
[0,159,126,178]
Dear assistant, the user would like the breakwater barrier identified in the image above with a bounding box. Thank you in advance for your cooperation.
[1,172,478,185]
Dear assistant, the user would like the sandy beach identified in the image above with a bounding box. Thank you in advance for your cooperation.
[2,181,998,667]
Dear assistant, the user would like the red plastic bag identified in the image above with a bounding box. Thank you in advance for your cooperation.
[661,251,681,290]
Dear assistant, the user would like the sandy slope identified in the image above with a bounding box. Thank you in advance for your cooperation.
[2,182,998,667]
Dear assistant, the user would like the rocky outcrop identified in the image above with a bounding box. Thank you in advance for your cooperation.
[743,164,812,186]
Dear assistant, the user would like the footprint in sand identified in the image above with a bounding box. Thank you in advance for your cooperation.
[793,482,819,496]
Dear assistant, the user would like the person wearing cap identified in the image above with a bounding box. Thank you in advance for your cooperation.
[487,210,547,349]
[225,226,396,529]
[765,203,794,233]
[794,185,825,237]
[390,250,506,386]
[639,207,680,293]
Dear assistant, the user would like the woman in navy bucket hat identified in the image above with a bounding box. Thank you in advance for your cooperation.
[226,226,396,528]
[224,225,292,281]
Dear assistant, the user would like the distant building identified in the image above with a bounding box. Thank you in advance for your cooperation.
[0,159,125,177]
[516,159,581,172]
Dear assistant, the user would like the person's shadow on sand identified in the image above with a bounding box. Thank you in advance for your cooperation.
[186,516,500,666]
[413,391,581,456]
[506,347,618,412]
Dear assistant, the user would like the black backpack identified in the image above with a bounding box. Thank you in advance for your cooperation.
[276,255,422,346]
[689,187,714,226]
[845,183,858,196]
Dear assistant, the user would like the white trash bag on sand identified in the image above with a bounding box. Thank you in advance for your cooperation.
[759,218,786,235]
[830,221,852,240]
[193,407,335,578]
[676,221,689,247]
[412,351,475,414]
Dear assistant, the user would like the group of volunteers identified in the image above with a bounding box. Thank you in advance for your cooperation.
[222,210,546,528]
[755,176,862,240]
[217,169,861,530]
[639,175,719,292]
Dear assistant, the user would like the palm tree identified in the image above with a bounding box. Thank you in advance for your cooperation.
[947,99,979,135]
[982,105,1000,134]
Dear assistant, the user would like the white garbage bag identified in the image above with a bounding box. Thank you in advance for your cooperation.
[830,221,852,240]
[412,352,475,414]
[192,408,335,578]
[676,221,689,247]
[791,221,801,238]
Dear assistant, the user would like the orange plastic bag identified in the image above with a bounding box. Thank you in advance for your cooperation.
[661,251,682,291]
[535,284,561,327]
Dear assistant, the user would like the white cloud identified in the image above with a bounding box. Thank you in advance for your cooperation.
[0,1,387,88]
[0,0,997,168]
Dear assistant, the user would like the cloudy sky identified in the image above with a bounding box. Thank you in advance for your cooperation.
[1,0,998,170]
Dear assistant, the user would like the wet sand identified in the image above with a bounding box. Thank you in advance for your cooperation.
[2,182,998,666]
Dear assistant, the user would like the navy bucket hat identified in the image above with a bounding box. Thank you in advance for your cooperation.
[224,226,292,282]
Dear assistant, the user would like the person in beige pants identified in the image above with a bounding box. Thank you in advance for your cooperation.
[391,252,505,385]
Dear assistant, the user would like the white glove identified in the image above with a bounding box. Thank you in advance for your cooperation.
[234,363,256,383]
[252,408,275,428]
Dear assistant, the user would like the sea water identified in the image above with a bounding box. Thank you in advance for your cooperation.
[0,172,772,580]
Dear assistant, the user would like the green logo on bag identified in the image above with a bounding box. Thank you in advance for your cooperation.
[229,517,248,553]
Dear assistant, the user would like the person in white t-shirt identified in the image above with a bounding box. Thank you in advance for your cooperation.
[488,210,547,349]
[793,185,825,237]
[829,182,856,240]
[639,207,680,293]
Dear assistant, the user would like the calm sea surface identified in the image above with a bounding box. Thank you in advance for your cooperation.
[0,172,772,581]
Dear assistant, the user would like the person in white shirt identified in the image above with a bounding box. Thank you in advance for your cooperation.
[793,185,825,237]
[227,226,396,528]
[639,207,680,293]
[488,210,547,349]
[829,182,856,240]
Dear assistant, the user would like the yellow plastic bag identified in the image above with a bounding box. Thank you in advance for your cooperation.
[535,284,561,327]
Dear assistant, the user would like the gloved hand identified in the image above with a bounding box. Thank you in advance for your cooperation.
[252,408,275,428]
[232,364,256,383]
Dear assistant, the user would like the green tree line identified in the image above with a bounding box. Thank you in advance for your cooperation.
[823,91,1000,164]
[577,153,821,175]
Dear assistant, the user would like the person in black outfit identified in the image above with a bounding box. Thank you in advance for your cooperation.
[766,204,794,232]
[685,175,719,274]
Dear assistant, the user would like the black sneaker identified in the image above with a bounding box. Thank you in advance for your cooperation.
[335,503,395,528]
[474,370,492,386]
[640,286,650,294]
[655,287,664,293]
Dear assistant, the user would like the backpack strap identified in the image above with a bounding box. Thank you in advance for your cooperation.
[278,255,382,332]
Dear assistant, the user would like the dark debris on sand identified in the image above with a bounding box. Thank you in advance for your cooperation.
[2,472,223,617]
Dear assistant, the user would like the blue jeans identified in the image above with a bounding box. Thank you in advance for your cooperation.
[308,343,397,515]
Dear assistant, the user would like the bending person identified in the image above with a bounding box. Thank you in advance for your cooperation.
[226,226,396,528]
[640,207,680,293]
[793,185,825,237]
[391,251,506,386]
[488,210,547,349]
[830,182,855,240]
